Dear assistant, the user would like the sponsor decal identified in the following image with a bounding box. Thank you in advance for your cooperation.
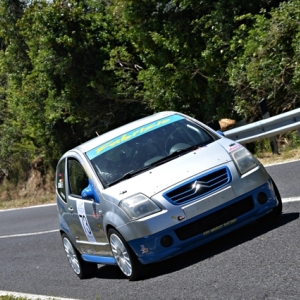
[86,115,184,159]
[203,218,237,236]
[229,143,242,152]
[58,174,64,188]
[92,212,99,219]
[57,181,64,189]
[76,200,96,242]
[92,203,99,219]
[140,245,149,254]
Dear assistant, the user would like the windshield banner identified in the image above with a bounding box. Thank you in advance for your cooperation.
[86,115,184,160]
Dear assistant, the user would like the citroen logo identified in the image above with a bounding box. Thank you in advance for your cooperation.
[192,180,210,192]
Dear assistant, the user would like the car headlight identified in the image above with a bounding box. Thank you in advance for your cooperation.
[230,146,259,175]
[119,194,161,220]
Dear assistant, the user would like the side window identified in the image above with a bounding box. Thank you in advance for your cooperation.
[56,159,67,202]
[68,159,89,197]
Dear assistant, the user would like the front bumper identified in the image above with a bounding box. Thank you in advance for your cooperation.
[128,179,279,264]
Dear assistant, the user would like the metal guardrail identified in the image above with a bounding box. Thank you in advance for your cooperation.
[223,108,300,144]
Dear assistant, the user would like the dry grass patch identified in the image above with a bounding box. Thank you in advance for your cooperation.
[0,193,55,210]
[0,167,55,210]
[255,147,300,166]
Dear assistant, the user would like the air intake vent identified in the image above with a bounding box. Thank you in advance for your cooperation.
[164,167,231,205]
[175,196,254,241]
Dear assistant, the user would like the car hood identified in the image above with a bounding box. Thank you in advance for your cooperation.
[101,140,234,203]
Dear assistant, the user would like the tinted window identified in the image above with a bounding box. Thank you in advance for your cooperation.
[68,159,89,197]
[56,159,67,202]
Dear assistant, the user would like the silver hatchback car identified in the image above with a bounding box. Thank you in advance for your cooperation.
[56,111,282,280]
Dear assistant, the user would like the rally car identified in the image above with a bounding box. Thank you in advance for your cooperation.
[56,111,282,280]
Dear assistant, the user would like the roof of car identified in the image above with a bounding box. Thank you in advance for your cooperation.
[74,111,179,154]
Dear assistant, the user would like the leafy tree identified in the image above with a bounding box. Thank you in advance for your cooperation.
[0,0,148,174]
[0,0,292,186]
[228,0,300,121]
[113,0,281,122]
[0,0,31,174]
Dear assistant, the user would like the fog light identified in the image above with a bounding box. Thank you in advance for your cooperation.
[161,235,173,248]
[257,192,267,204]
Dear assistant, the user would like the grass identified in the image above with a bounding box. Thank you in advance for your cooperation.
[255,146,300,165]
[0,193,55,211]
[254,133,300,165]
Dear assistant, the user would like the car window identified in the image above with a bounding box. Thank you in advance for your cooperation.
[56,158,67,202]
[68,159,89,197]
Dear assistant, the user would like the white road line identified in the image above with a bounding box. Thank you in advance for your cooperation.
[0,229,58,239]
[0,203,56,212]
[0,291,79,300]
[282,197,300,203]
[264,159,300,167]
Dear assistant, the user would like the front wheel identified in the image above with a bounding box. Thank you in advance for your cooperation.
[108,229,143,281]
[62,233,98,279]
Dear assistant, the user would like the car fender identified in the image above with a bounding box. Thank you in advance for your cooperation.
[103,209,140,242]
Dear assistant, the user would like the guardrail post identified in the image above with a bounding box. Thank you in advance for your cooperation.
[259,98,279,154]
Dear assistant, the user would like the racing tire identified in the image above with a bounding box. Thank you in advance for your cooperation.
[108,228,143,281]
[260,178,282,223]
[61,233,98,279]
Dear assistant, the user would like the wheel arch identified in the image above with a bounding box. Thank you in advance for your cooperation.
[59,229,83,254]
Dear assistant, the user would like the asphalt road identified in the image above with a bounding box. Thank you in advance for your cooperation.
[0,160,299,300]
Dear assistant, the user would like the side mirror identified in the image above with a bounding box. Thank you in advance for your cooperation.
[81,178,100,203]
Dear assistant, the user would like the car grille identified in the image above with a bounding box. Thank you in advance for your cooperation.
[164,167,231,205]
[174,196,254,241]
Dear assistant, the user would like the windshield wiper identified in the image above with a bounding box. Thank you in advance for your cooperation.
[107,166,152,187]
[149,144,200,167]
[106,144,202,187]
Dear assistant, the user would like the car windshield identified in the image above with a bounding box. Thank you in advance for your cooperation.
[86,115,217,187]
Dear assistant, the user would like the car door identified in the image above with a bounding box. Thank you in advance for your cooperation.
[57,154,108,254]
[56,157,89,245]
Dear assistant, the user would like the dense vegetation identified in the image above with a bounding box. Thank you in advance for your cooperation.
[1,0,300,186]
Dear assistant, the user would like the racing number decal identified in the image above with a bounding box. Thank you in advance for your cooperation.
[76,200,96,242]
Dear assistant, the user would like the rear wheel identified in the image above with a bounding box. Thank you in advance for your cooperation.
[108,229,143,281]
[62,233,98,279]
